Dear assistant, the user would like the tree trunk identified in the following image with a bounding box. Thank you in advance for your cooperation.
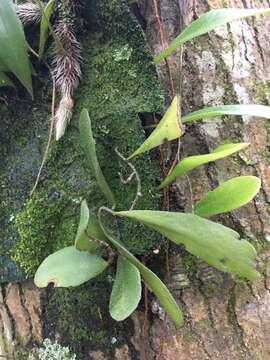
[139,0,270,359]
[1,0,270,359]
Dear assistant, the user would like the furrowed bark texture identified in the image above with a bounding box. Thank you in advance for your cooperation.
[1,0,270,359]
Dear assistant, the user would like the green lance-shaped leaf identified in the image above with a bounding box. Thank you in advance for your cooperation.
[79,109,116,208]
[155,8,270,63]
[194,176,261,217]
[158,143,249,190]
[128,96,182,159]
[110,256,142,321]
[34,246,108,288]
[0,72,15,88]
[75,200,107,252]
[117,211,260,281]
[39,0,56,59]
[182,105,270,124]
[0,0,33,96]
[98,212,183,327]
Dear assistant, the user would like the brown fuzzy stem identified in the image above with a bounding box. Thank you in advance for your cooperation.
[15,2,41,26]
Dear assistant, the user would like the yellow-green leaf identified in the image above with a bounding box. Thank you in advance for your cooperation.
[0,0,33,96]
[39,0,55,59]
[110,256,142,321]
[158,143,249,189]
[155,8,270,63]
[79,109,116,208]
[182,105,270,124]
[194,176,261,217]
[128,96,182,159]
[34,246,108,288]
[117,211,260,281]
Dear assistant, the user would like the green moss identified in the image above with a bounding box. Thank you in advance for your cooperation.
[13,191,79,276]
[45,277,136,358]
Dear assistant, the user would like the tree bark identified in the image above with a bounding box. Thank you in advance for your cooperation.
[139,0,270,359]
[1,1,270,359]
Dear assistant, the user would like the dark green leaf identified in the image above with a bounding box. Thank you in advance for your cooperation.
[158,143,249,189]
[117,211,260,281]
[110,256,142,321]
[194,176,261,217]
[182,105,270,124]
[0,0,33,96]
[155,8,270,63]
[128,96,182,159]
[39,0,55,59]
[79,109,116,207]
[34,246,108,288]
[98,214,183,327]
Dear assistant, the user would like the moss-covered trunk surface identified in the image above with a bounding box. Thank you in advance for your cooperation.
[1,0,270,359]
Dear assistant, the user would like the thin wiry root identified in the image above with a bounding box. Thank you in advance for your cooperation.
[15,2,41,26]
[54,96,74,141]
[52,22,82,140]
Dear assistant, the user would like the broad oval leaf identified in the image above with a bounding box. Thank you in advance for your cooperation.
[34,246,108,288]
[117,211,260,281]
[39,0,56,59]
[0,72,15,87]
[0,0,33,96]
[155,8,270,63]
[182,105,270,124]
[98,215,183,327]
[128,96,182,159]
[110,256,142,321]
[194,176,261,217]
[75,200,107,252]
[79,109,116,207]
[158,143,249,189]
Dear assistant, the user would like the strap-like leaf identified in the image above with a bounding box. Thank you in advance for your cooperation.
[79,109,116,208]
[155,8,270,63]
[128,96,182,159]
[98,212,183,327]
[0,0,33,96]
[34,246,108,288]
[194,176,261,217]
[117,211,260,281]
[158,143,249,189]
[182,105,270,124]
[110,256,142,321]
[39,0,55,59]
